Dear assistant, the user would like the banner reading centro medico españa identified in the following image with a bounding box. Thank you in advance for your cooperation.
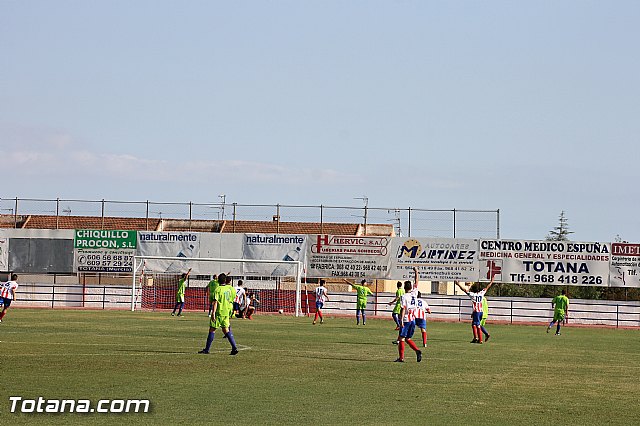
[73,230,136,273]
[478,239,611,286]
[306,235,391,279]
[609,243,640,287]
[389,238,478,282]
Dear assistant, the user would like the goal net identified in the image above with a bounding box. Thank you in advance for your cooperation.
[131,256,304,316]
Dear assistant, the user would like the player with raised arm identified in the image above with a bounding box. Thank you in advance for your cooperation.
[0,273,19,323]
[343,278,374,325]
[547,289,569,335]
[313,279,329,325]
[395,267,422,363]
[199,275,239,355]
[387,281,404,330]
[456,277,494,344]
[414,291,431,347]
[171,268,191,317]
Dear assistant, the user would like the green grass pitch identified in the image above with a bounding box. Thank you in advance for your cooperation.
[1,309,639,425]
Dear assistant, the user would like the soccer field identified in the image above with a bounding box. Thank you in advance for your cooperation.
[1,309,639,425]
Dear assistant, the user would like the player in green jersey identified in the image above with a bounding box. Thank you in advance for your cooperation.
[479,296,490,342]
[207,273,226,317]
[199,275,238,355]
[547,289,569,335]
[344,278,374,325]
[171,268,191,317]
[387,281,405,330]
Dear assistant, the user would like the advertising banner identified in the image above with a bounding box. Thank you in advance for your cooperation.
[242,234,307,277]
[478,239,611,286]
[0,237,8,271]
[390,238,478,282]
[610,243,640,287]
[73,230,136,273]
[306,235,392,279]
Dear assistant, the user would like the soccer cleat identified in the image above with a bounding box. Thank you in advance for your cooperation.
[394,358,404,363]
[555,332,561,336]
[198,349,209,354]
[395,326,400,331]
[363,322,366,325]
[477,341,483,344]
[392,340,399,345]
[470,339,478,344]
[546,326,551,333]
[171,313,175,316]
[423,343,427,348]
[485,335,490,342]
[320,320,324,324]
[230,349,239,355]
[312,321,316,325]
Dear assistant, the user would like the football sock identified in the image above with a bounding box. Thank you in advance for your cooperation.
[480,326,489,337]
[362,311,366,323]
[406,339,419,352]
[0,311,5,320]
[422,330,427,345]
[205,331,215,352]
[226,331,237,351]
[556,324,561,333]
[399,341,405,359]
[314,312,319,322]
[177,303,184,315]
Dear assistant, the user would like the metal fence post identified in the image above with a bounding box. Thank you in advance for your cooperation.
[616,304,619,328]
[56,198,60,229]
[453,209,457,238]
[51,285,55,309]
[189,202,193,231]
[103,286,106,310]
[408,207,412,237]
[320,205,324,234]
[101,199,105,229]
[510,300,513,324]
[14,197,18,228]
[232,203,237,232]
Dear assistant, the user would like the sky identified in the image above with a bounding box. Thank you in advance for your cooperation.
[1,1,639,242]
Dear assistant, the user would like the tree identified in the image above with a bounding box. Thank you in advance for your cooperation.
[546,211,573,241]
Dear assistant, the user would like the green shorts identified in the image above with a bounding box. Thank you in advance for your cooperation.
[553,311,565,322]
[210,314,230,329]
[176,294,185,303]
[480,315,487,327]
[356,301,367,310]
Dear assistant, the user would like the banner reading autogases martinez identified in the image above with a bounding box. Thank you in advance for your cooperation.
[390,238,478,282]
[478,239,611,286]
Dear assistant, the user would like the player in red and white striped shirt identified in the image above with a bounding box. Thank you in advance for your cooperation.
[414,292,431,347]
[395,267,422,363]
[456,277,494,344]
[313,280,329,325]
[0,274,18,323]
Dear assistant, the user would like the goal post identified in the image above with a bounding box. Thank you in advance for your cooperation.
[131,256,303,316]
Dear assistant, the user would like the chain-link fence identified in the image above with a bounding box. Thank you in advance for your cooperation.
[0,197,500,238]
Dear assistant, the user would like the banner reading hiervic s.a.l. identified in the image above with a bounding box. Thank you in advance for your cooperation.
[306,234,391,279]
[478,239,610,286]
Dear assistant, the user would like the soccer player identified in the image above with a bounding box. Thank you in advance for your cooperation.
[199,274,239,355]
[207,274,220,317]
[392,267,419,345]
[395,276,422,363]
[0,273,19,323]
[547,289,569,335]
[233,280,246,318]
[456,278,494,344]
[313,279,329,325]
[343,278,374,325]
[171,268,191,317]
[480,296,490,342]
[414,291,431,347]
[387,281,404,330]
[244,292,259,320]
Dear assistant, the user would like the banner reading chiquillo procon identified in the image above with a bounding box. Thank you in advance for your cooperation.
[389,238,478,282]
[610,243,640,287]
[242,234,307,277]
[73,230,137,273]
[305,235,392,279]
[478,239,611,286]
